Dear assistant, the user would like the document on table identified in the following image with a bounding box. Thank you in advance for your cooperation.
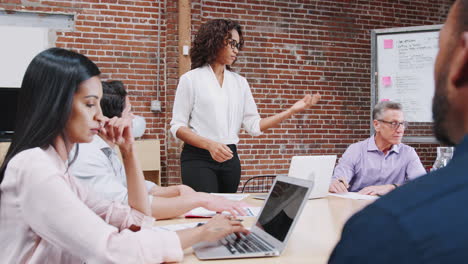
[328,192,379,200]
[210,193,250,201]
[155,222,206,232]
[155,221,253,232]
[185,206,261,218]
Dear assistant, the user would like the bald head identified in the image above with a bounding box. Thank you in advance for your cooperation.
[454,0,468,35]
[432,0,468,145]
[453,0,468,87]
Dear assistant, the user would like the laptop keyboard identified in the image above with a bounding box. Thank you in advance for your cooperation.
[221,233,274,254]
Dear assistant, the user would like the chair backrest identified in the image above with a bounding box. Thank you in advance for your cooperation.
[241,175,277,193]
[0,142,10,164]
[116,139,161,185]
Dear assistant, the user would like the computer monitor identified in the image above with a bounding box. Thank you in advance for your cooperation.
[0,88,19,141]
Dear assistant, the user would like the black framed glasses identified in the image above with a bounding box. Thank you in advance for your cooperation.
[377,120,409,130]
[226,39,242,50]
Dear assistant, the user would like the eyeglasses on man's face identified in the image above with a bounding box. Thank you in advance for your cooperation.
[377,120,409,130]
[226,39,242,50]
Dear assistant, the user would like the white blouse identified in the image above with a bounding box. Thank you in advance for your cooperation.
[170,65,262,145]
[0,146,183,263]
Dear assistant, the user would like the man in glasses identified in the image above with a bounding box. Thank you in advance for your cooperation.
[329,100,426,196]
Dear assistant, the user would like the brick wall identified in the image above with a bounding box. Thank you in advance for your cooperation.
[166,0,453,187]
[0,0,454,188]
[0,0,171,178]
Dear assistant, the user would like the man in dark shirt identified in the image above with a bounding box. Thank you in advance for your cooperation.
[329,0,468,263]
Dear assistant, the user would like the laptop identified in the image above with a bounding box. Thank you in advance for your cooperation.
[193,176,314,260]
[288,155,337,199]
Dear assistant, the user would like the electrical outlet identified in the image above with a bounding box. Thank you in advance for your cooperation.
[151,100,161,112]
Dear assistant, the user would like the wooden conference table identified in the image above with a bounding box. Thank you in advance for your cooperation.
[154,195,374,264]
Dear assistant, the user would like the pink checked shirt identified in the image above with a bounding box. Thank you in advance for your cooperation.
[0,146,183,263]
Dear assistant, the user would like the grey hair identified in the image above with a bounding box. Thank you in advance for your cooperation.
[373,101,403,120]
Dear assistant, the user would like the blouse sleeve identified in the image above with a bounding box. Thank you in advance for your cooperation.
[241,78,263,136]
[170,73,195,139]
[72,174,149,230]
[14,156,183,263]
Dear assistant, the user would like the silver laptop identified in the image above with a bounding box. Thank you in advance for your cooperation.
[288,155,336,199]
[193,176,314,260]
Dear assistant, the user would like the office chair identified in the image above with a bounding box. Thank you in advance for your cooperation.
[241,175,276,193]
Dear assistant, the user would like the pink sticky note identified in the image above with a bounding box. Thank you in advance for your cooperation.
[380,98,390,102]
[382,76,392,86]
[384,39,393,49]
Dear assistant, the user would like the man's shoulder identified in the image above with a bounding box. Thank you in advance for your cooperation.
[344,137,369,152]
[343,160,468,261]
[396,142,417,154]
[330,196,418,264]
[75,140,107,162]
[355,136,372,146]
[70,138,112,178]
[372,164,463,215]
[80,135,110,154]
[357,155,468,229]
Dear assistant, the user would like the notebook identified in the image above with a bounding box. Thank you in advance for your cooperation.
[193,175,314,260]
[288,155,336,199]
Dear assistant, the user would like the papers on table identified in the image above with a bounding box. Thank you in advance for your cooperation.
[252,194,268,200]
[210,193,250,201]
[155,222,206,232]
[185,206,261,218]
[328,192,379,200]
[155,221,253,232]
[245,207,261,216]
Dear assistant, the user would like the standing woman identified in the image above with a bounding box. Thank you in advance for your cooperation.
[171,19,320,193]
[0,48,246,263]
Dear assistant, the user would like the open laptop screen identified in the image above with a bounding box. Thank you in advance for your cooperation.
[255,181,308,242]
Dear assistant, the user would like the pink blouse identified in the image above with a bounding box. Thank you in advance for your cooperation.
[0,146,183,263]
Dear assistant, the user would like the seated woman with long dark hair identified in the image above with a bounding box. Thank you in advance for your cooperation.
[0,48,246,263]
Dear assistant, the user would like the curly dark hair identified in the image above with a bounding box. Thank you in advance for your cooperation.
[190,19,244,70]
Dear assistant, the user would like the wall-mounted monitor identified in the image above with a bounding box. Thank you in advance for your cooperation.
[0,88,19,141]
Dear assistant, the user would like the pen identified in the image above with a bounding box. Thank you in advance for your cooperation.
[196,219,243,227]
[338,178,349,189]
[227,216,244,222]
[245,208,254,216]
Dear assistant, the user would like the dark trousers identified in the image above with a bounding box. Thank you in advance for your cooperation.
[180,143,241,193]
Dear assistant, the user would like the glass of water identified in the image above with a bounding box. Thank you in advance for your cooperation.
[432,147,455,171]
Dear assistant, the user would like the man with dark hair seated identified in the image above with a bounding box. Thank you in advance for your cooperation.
[71,80,245,219]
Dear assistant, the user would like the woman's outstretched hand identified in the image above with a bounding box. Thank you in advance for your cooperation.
[290,93,321,114]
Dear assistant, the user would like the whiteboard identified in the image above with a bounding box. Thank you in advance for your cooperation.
[0,26,49,88]
[370,25,442,143]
